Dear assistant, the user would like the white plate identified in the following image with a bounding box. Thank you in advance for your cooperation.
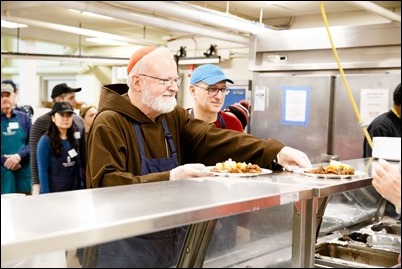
[205,166,273,177]
[292,168,367,179]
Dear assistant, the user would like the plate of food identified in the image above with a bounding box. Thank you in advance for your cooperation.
[206,159,273,177]
[292,161,367,179]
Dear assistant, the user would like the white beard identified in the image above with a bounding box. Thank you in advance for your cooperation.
[142,90,177,114]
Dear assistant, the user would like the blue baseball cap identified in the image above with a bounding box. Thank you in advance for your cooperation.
[190,64,234,85]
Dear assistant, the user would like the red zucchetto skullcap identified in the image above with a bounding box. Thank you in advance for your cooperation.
[127,46,157,75]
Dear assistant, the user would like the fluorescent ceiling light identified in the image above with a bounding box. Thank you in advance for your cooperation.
[263,1,292,5]
[1,20,28,29]
[178,56,220,65]
[69,9,113,20]
[86,37,129,46]
[1,52,128,65]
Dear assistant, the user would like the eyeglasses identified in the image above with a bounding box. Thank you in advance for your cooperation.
[138,74,181,87]
[195,85,230,96]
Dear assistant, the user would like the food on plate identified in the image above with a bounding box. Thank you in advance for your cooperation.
[211,158,262,174]
[304,160,355,175]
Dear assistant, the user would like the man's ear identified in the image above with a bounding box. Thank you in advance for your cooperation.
[131,74,141,92]
[189,85,196,96]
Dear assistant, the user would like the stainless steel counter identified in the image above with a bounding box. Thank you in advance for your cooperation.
[1,158,378,266]
[1,177,311,264]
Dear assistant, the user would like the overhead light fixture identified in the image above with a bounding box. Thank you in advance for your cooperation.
[177,44,221,65]
[178,56,220,65]
[1,20,28,29]
[1,52,128,65]
[69,9,113,20]
[86,37,129,46]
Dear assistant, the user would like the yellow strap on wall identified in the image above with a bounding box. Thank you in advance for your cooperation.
[319,1,373,150]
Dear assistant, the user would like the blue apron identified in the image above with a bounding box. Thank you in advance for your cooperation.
[95,119,186,268]
[1,113,31,194]
[48,140,82,192]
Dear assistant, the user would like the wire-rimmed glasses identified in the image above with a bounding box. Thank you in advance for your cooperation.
[138,74,181,87]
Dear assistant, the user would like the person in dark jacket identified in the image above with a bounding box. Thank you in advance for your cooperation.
[37,102,83,193]
[30,83,86,195]
[84,46,311,268]
[363,83,401,158]
[1,83,32,194]
[363,83,401,219]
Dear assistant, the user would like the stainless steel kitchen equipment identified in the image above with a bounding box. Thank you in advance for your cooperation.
[248,22,401,162]
[3,158,394,268]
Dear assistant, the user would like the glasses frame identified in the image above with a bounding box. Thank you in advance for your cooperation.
[194,84,230,96]
[138,74,181,87]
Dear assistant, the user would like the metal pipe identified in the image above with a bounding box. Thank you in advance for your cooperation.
[110,1,272,34]
[346,1,401,22]
[51,1,250,45]
[1,16,160,46]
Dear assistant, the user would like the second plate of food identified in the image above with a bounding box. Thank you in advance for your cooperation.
[205,167,273,177]
[292,168,367,179]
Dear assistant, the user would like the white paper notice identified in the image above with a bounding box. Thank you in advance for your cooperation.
[285,90,307,122]
[254,86,266,111]
[360,89,389,126]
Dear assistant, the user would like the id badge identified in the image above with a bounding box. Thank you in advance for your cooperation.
[68,149,78,158]
[74,131,81,139]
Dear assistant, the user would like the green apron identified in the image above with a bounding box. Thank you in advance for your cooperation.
[1,113,31,194]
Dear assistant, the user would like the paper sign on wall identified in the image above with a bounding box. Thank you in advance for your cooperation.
[281,86,310,126]
[360,88,389,126]
[254,86,266,111]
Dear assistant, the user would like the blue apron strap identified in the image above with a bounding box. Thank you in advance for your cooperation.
[161,119,177,157]
[217,112,226,129]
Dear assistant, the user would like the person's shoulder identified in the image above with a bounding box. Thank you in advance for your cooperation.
[220,110,240,121]
[38,134,50,144]
[13,109,31,119]
[33,112,51,125]
[73,113,84,123]
[94,110,122,121]
[369,111,392,126]
[219,111,243,131]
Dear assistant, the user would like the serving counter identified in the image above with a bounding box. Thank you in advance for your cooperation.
[1,158,380,267]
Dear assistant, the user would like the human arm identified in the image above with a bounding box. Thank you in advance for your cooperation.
[73,115,87,188]
[372,159,401,214]
[86,111,172,188]
[3,154,21,170]
[170,163,214,180]
[276,146,312,171]
[37,135,51,194]
[2,112,32,170]
[16,110,32,162]
[29,115,50,194]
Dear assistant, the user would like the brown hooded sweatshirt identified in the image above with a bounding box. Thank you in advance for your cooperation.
[86,84,285,188]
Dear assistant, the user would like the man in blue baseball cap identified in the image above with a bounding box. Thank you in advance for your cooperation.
[188,64,243,131]
[188,63,244,253]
